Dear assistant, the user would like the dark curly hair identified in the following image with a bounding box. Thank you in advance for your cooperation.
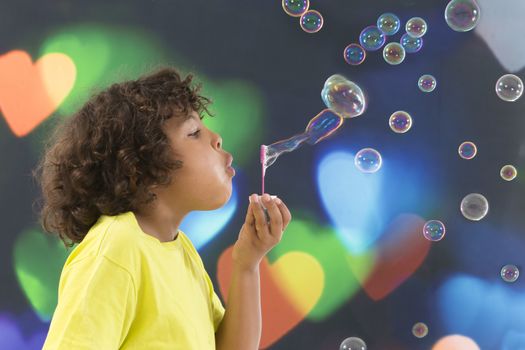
[32,67,212,248]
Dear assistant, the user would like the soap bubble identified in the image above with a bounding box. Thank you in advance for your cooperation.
[500,165,517,181]
[389,111,412,133]
[383,42,406,65]
[300,10,323,33]
[458,141,477,160]
[445,0,480,32]
[423,220,446,241]
[282,0,309,17]
[359,26,386,51]
[460,193,489,221]
[401,33,424,53]
[344,43,366,66]
[321,74,367,118]
[405,17,427,38]
[340,337,367,350]
[495,74,523,102]
[418,74,437,92]
[412,322,429,338]
[355,148,382,173]
[377,13,401,36]
[501,264,520,283]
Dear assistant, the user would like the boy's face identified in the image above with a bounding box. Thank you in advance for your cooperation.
[158,110,235,211]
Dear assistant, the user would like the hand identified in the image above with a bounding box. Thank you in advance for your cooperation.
[232,193,292,271]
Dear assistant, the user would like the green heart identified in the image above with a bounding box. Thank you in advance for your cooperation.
[13,228,71,321]
[40,24,170,116]
[267,211,374,321]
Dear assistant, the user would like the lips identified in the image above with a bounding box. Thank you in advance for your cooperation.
[225,153,235,176]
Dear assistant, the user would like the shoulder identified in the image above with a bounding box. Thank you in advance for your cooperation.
[64,211,143,271]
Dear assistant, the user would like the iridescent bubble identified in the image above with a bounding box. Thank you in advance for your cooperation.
[389,111,412,133]
[401,33,424,53]
[501,264,520,283]
[412,322,429,338]
[418,74,437,92]
[344,44,366,66]
[458,141,477,160]
[321,74,367,118]
[377,13,401,36]
[300,10,323,33]
[340,337,367,350]
[445,0,480,32]
[495,74,523,102]
[383,42,406,65]
[355,148,382,173]
[500,165,517,181]
[405,17,427,38]
[460,193,489,221]
[359,26,386,51]
[282,0,309,17]
[423,220,446,241]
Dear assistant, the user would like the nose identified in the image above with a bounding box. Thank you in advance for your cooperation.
[214,133,222,150]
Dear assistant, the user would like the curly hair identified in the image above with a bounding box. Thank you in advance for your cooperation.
[32,67,212,248]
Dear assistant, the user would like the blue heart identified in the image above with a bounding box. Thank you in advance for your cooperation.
[316,150,384,253]
[180,181,238,251]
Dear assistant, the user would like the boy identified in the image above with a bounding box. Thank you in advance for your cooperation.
[34,67,291,349]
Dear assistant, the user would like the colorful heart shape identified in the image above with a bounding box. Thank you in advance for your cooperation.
[0,50,75,137]
[267,214,374,321]
[349,213,431,301]
[217,245,324,349]
[13,228,70,321]
[181,183,238,251]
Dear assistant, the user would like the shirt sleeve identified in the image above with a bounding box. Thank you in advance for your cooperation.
[211,289,226,332]
[42,255,137,350]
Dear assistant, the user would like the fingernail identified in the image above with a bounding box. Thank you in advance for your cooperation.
[263,193,271,202]
[250,194,258,203]
[275,197,282,205]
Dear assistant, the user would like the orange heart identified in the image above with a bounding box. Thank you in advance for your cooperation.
[348,213,432,300]
[0,50,76,137]
[217,246,323,349]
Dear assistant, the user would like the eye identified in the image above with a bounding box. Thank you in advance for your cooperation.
[189,129,201,137]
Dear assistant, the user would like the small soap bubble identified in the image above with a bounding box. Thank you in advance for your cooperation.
[495,74,523,102]
[355,148,382,173]
[405,17,427,38]
[383,42,406,65]
[500,165,517,181]
[282,0,309,17]
[389,111,412,133]
[377,13,401,36]
[460,193,489,221]
[458,141,477,160]
[418,74,437,92]
[300,10,323,33]
[321,74,367,118]
[359,26,386,51]
[344,43,366,66]
[445,0,480,32]
[401,33,424,53]
[340,337,367,350]
[423,220,446,241]
[501,264,520,283]
[412,322,429,338]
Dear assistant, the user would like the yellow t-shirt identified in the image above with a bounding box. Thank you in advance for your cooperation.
[42,211,225,350]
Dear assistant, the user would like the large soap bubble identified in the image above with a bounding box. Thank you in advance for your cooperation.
[321,74,367,118]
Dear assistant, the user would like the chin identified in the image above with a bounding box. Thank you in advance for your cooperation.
[202,189,232,211]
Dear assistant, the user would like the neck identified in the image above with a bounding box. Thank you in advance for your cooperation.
[134,200,187,242]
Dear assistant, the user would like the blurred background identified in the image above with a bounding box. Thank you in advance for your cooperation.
[1,0,524,349]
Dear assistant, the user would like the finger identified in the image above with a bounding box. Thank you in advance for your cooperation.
[245,195,256,226]
[261,194,283,237]
[251,195,271,238]
[275,197,292,230]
